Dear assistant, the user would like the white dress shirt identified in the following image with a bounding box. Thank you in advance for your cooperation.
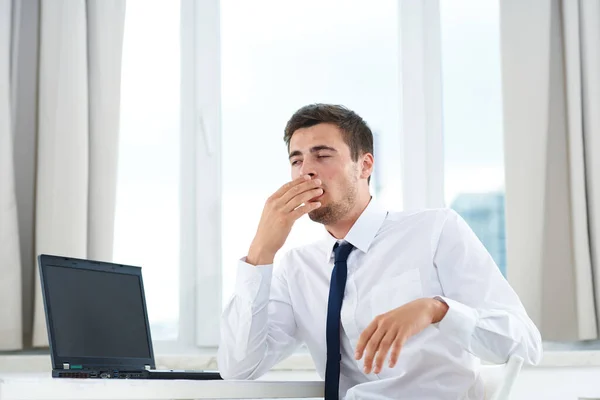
[217,200,542,399]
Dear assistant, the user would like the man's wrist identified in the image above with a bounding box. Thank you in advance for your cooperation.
[430,297,449,324]
[247,245,275,266]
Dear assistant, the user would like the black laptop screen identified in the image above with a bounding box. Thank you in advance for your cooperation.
[44,264,151,359]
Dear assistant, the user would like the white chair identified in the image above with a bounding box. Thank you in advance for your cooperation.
[479,355,524,400]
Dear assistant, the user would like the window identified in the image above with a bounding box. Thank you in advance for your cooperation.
[110,0,508,351]
[220,0,401,303]
[440,0,507,275]
[113,0,181,340]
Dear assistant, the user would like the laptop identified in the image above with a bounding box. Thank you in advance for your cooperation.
[37,254,222,380]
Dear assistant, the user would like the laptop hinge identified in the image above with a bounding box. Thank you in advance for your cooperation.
[63,363,70,370]
[144,365,151,371]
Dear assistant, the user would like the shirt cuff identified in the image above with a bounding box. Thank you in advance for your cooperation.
[235,257,273,305]
[434,296,478,351]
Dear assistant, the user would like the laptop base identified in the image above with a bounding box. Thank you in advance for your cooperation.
[52,369,222,380]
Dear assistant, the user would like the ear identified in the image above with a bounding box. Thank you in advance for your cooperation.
[360,153,374,180]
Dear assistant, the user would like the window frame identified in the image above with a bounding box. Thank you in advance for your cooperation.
[180,0,222,349]
[398,0,445,210]
[116,0,196,353]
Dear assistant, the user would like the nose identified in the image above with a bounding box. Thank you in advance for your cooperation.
[298,159,318,179]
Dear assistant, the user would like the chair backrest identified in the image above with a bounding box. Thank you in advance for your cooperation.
[479,355,524,400]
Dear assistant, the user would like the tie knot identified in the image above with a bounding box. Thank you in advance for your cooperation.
[333,241,354,264]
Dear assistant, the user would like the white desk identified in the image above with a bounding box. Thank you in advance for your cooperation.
[0,374,324,400]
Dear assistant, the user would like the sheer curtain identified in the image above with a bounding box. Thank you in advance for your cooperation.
[0,0,23,351]
[500,0,600,341]
[0,0,126,350]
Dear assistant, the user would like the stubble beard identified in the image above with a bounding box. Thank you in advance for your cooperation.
[308,179,358,225]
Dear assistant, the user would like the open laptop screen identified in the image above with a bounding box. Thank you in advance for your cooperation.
[44,264,151,360]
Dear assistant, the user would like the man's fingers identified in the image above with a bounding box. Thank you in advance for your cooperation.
[290,201,321,220]
[271,175,311,200]
[388,337,405,368]
[355,319,379,360]
[362,327,386,374]
[280,178,322,207]
[373,330,398,374]
[284,187,323,212]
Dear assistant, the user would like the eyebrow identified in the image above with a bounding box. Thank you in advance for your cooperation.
[288,145,338,160]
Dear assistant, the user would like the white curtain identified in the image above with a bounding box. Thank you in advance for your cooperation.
[0,0,126,350]
[500,0,600,341]
[0,0,24,351]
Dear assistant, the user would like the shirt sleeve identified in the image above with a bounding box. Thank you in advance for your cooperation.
[433,209,543,365]
[217,254,300,379]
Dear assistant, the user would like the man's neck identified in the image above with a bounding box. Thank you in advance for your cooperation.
[325,194,372,239]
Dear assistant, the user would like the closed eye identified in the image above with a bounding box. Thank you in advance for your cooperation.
[291,155,330,166]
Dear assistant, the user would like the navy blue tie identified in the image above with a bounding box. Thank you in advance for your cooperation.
[325,241,355,400]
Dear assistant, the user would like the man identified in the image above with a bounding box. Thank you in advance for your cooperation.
[217,104,542,399]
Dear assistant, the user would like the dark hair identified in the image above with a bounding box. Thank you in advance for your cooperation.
[284,104,374,163]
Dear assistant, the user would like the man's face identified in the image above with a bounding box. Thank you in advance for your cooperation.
[288,123,362,225]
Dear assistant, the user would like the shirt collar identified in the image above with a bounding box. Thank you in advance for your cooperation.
[322,199,388,263]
